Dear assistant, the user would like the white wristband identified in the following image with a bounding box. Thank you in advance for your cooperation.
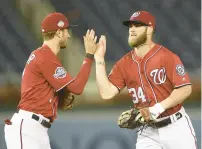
[149,103,165,119]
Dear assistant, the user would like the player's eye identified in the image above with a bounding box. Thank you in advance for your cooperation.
[129,23,144,28]
[134,24,144,27]
[129,23,134,28]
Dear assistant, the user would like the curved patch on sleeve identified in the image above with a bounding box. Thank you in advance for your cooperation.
[53,67,67,79]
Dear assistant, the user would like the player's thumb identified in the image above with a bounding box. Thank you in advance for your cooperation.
[98,36,104,46]
[101,35,106,47]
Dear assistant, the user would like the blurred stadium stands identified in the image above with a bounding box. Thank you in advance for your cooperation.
[0,0,200,104]
[0,1,37,73]
[0,0,200,73]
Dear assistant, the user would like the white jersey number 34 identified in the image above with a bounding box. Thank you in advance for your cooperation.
[128,87,146,104]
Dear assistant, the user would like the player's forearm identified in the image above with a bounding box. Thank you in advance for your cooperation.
[160,85,192,110]
[95,59,116,100]
[66,56,93,95]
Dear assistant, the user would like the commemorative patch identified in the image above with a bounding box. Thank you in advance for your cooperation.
[53,67,67,79]
[176,64,185,76]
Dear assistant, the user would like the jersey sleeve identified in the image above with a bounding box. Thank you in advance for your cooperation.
[166,54,191,88]
[38,55,73,92]
[108,63,125,91]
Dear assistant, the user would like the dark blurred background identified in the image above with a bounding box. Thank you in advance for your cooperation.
[0,0,201,149]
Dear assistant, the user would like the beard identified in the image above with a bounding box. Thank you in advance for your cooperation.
[60,40,67,49]
[60,45,67,49]
[128,30,147,47]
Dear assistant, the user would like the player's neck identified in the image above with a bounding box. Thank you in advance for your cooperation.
[43,40,60,55]
[134,41,155,58]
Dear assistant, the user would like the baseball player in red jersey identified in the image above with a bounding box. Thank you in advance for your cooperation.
[95,11,197,149]
[4,12,98,149]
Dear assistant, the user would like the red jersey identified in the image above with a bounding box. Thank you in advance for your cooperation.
[108,44,191,117]
[18,45,73,120]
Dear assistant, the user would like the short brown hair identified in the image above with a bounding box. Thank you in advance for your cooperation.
[42,31,56,40]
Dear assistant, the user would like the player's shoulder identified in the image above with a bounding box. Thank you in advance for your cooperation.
[31,46,55,63]
[158,44,179,58]
[33,46,52,56]
[115,51,132,66]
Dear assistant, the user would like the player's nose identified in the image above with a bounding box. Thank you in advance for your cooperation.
[129,30,136,35]
[67,32,71,38]
[129,27,137,33]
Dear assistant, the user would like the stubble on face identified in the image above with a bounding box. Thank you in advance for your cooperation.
[128,28,147,47]
[60,29,68,49]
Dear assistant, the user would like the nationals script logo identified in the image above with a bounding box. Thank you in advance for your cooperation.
[150,67,166,85]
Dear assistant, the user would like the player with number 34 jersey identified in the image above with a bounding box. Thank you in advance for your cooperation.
[108,43,190,117]
[95,11,197,149]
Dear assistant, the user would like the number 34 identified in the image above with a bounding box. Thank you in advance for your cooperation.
[128,87,146,104]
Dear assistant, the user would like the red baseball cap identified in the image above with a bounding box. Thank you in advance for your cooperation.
[123,11,155,29]
[41,12,77,33]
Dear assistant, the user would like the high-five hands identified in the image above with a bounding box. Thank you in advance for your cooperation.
[95,35,106,60]
[83,29,97,55]
[83,30,106,60]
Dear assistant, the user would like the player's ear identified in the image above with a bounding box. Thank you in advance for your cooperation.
[55,29,62,38]
[146,26,153,35]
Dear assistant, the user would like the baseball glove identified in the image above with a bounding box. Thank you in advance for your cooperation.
[63,93,75,111]
[117,108,145,129]
[58,89,75,111]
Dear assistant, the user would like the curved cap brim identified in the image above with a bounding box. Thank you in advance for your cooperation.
[122,20,148,27]
[68,24,79,29]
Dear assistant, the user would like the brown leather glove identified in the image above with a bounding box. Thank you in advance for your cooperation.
[63,93,75,111]
[117,108,143,129]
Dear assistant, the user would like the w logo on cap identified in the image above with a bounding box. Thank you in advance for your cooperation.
[132,12,140,17]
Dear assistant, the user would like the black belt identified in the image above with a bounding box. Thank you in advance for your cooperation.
[149,112,182,128]
[32,114,51,128]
